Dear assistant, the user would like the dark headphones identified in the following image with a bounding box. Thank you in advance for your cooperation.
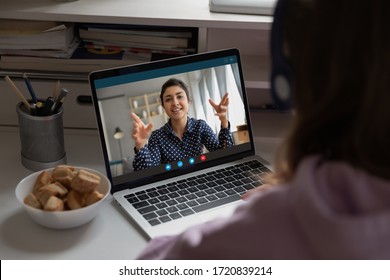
[270,0,293,111]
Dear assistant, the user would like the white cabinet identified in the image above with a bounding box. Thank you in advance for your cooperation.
[0,0,272,128]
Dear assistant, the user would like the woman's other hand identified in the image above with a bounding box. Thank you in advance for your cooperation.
[131,112,153,151]
[209,93,229,128]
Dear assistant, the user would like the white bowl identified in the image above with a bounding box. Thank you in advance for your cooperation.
[15,167,111,229]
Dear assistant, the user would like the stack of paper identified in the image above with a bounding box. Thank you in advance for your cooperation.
[0,19,78,58]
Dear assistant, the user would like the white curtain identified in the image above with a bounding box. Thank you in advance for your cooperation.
[187,70,206,121]
[224,64,246,130]
[200,73,218,132]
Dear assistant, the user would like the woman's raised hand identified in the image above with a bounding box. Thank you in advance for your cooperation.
[131,112,153,151]
[209,92,229,128]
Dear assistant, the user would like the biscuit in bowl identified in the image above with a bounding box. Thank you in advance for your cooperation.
[15,166,111,229]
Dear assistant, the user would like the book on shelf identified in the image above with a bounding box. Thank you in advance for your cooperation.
[79,29,189,48]
[82,40,196,54]
[0,46,151,73]
[78,23,196,38]
[77,23,198,54]
[82,42,193,55]
[0,20,76,50]
[80,24,195,38]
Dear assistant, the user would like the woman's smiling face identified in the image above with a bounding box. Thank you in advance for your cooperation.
[162,85,189,121]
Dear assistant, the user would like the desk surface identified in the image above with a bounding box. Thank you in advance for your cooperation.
[0,111,289,259]
[0,0,271,29]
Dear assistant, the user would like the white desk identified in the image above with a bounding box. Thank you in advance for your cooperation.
[0,111,290,259]
[0,0,271,29]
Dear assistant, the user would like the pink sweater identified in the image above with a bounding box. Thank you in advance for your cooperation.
[137,156,390,259]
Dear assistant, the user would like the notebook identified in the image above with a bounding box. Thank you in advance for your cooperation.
[209,0,277,16]
[88,48,272,239]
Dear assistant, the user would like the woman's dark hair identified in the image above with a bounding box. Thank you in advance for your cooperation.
[270,0,390,183]
[160,78,190,104]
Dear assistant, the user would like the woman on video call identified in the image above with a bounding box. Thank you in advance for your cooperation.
[131,78,234,171]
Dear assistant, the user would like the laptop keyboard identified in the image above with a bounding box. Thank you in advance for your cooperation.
[124,159,270,226]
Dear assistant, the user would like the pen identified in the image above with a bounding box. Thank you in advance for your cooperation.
[52,88,69,114]
[23,73,38,104]
[4,75,31,113]
[40,97,55,116]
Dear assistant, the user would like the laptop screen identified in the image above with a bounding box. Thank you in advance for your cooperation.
[89,49,255,191]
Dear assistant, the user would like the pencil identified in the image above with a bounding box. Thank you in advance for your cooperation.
[52,88,69,114]
[4,76,31,112]
[52,80,61,101]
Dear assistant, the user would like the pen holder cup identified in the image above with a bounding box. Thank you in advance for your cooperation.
[16,102,66,171]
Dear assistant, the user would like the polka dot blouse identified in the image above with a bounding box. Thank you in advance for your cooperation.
[132,117,233,171]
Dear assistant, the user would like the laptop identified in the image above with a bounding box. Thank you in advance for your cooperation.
[88,48,272,239]
[209,0,277,16]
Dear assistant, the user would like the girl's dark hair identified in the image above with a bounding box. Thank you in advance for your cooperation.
[160,78,190,104]
[271,0,390,183]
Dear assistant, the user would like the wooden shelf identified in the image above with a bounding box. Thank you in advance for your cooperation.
[128,92,167,124]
